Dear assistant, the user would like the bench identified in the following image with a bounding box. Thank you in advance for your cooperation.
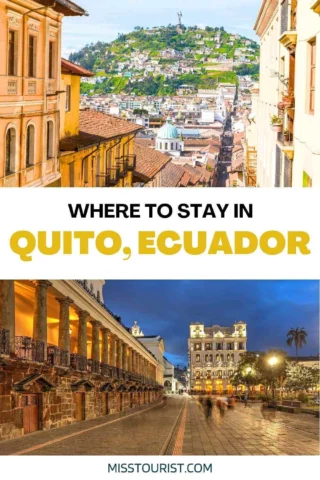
[277,400,302,414]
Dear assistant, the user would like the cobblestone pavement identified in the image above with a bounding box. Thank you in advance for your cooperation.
[182,398,320,456]
[0,398,184,456]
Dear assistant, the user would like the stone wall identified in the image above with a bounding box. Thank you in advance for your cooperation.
[0,358,162,442]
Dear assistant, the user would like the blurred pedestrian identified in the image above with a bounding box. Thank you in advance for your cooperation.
[204,396,213,420]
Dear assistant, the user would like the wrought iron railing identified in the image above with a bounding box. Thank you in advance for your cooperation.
[70,353,88,372]
[105,167,120,186]
[47,346,69,367]
[88,359,101,374]
[0,328,10,355]
[15,336,45,363]
[277,131,294,147]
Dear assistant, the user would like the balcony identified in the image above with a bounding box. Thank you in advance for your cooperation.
[88,359,100,374]
[70,353,88,372]
[0,328,10,355]
[47,346,69,367]
[279,31,297,51]
[311,1,320,14]
[15,336,45,363]
[105,167,120,187]
[277,131,294,160]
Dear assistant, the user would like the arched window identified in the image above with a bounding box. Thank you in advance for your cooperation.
[159,142,162,150]
[26,124,35,167]
[5,127,16,175]
[46,120,54,159]
[165,143,168,150]
[209,354,213,362]
[171,143,174,150]
[220,354,224,362]
[205,354,208,362]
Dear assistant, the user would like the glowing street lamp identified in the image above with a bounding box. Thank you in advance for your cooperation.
[268,356,278,399]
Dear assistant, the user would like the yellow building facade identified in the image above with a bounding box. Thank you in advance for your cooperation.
[0,0,87,187]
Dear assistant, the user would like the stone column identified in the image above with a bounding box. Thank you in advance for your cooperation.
[110,334,117,366]
[127,347,132,372]
[77,310,89,357]
[91,320,101,362]
[56,296,73,357]
[0,280,15,354]
[101,328,110,364]
[33,281,52,360]
[117,338,123,369]
[122,343,128,371]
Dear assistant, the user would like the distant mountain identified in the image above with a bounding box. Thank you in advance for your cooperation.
[69,25,260,96]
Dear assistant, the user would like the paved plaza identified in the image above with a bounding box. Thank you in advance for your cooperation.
[0,396,319,456]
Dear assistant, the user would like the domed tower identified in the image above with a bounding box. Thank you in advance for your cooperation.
[156,118,184,157]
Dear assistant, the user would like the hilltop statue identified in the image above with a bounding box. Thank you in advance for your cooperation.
[177,11,182,26]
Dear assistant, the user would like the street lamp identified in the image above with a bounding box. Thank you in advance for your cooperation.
[268,356,278,400]
[244,367,253,396]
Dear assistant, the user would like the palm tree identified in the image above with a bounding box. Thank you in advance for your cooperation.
[286,328,308,361]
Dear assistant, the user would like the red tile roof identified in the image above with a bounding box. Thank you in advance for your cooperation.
[80,111,143,140]
[61,58,94,77]
[160,163,185,187]
[133,144,170,182]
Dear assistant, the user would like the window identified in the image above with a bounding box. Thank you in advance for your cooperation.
[195,354,200,362]
[26,124,35,167]
[8,30,18,76]
[48,41,55,79]
[216,343,223,350]
[5,127,16,175]
[239,342,244,350]
[195,343,201,351]
[65,85,71,112]
[171,143,174,150]
[205,343,212,351]
[46,120,54,159]
[309,39,316,114]
[69,163,75,187]
[84,158,89,184]
[28,35,36,78]
[196,371,200,379]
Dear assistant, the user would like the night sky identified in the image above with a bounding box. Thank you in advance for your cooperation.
[102,281,319,367]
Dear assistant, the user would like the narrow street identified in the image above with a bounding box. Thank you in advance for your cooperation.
[216,114,234,187]
[0,396,319,456]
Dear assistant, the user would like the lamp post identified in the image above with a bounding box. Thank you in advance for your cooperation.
[268,356,278,400]
[245,366,252,396]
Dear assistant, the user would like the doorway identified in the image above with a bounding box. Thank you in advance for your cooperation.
[75,392,85,422]
[22,394,39,435]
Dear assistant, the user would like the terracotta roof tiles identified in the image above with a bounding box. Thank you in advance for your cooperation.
[80,110,143,140]
[133,144,170,181]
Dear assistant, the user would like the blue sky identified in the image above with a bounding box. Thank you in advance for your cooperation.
[62,0,261,57]
[102,280,320,367]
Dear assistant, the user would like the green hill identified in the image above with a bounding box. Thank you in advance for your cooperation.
[70,25,260,96]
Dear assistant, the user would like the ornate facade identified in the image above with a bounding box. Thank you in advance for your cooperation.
[188,321,247,394]
[0,280,163,441]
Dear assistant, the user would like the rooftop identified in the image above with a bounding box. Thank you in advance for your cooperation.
[36,0,88,16]
[61,58,93,77]
[80,111,142,141]
[133,144,170,182]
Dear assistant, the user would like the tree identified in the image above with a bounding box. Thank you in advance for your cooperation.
[284,363,319,392]
[230,352,262,394]
[255,349,288,397]
[286,327,308,360]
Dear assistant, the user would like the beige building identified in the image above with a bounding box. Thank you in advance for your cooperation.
[0,0,87,187]
[254,0,320,187]
[131,320,165,385]
[188,321,247,394]
[0,280,163,441]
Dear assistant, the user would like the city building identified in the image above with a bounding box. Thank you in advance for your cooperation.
[0,0,87,187]
[0,280,163,442]
[254,0,320,187]
[163,358,185,393]
[130,320,165,385]
[188,321,247,394]
[155,118,184,157]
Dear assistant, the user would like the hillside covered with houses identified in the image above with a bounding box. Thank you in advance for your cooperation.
[69,25,260,96]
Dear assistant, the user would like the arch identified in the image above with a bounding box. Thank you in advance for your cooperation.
[26,123,35,167]
[5,125,16,175]
[164,380,172,388]
[46,119,54,160]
